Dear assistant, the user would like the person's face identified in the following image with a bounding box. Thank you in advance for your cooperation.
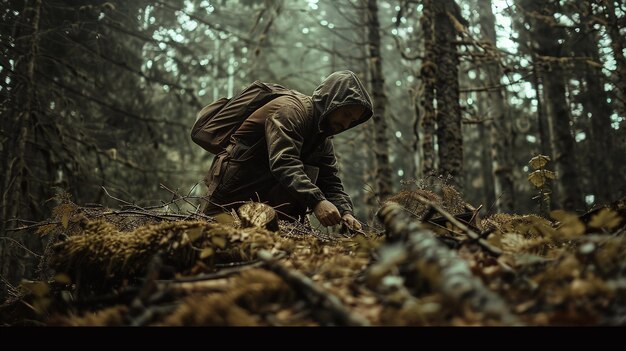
[325,105,366,135]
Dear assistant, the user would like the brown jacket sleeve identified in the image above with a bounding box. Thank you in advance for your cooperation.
[313,139,354,215]
[265,105,326,210]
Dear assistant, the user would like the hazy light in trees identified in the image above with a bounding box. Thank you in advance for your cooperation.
[585,195,595,205]
[492,0,518,54]
[182,19,198,31]
[184,0,195,12]
[307,0,319,10]
[526,135,537,143]
[302,28,310,34]
[523,83,534,98]
[395,131,402,138]
[172,32,185,43]
[610,113,621,129]
[575,132,586,142]
[398,169,404,177]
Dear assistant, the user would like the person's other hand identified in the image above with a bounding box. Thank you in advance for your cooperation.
[342,213,362,230]
[314,200,341,227]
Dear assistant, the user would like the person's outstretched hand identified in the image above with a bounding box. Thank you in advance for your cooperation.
[342,213,362,230]
[314,200,341,227]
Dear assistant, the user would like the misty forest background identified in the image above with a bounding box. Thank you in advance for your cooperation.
[1,0,625,291]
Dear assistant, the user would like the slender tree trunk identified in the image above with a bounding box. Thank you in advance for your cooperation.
[531,57,552,158]
[544,67,584,211]
[576,4,615,204]
[419,0,436,177]
[1,0,42,298]
[603,0,626,196]
[434,0,464,189]
[477,102,497,210]
[477,0,514,212]
[529,0,584,210]
[604,0,626,118]
[366,0,393,200]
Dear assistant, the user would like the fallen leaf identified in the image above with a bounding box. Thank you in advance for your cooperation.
[551,210,585,237]
[589,208,622,230]
[53,273,71,284]
[211,236,227,249]
[61,213,69,229]
[22,281,49,297]
[200,247,214,259]
[186,227,204,242]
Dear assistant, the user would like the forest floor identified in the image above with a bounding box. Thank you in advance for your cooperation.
[1,186,625,326]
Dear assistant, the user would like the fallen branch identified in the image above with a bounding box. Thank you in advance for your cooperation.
[257,250,370,326]
[170,252,285,283]
[377,203,520,325]
[412,195,502,257]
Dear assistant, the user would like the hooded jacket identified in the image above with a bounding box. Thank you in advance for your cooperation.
[209,70,373,216]
[264,70,373,214]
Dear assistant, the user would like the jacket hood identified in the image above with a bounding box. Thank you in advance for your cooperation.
[311,70,373,133]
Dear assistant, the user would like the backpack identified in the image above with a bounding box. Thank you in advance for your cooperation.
[191,80,292,154]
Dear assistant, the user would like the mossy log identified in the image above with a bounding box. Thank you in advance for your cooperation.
[257,250,370,326]
[377,203,520,325]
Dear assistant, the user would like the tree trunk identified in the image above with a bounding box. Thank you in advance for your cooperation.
[434,0,464,189]
[603,0,626,195]
[576,3,615,204]
[477,0,515,212]
[366,0,393,200]
[528,0,584,210]
[1,0,42,300]
[477,107,497,210]
[419,0,437,177]
[604,0,626,118]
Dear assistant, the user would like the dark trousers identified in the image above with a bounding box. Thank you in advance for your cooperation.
[202,143,315,221]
